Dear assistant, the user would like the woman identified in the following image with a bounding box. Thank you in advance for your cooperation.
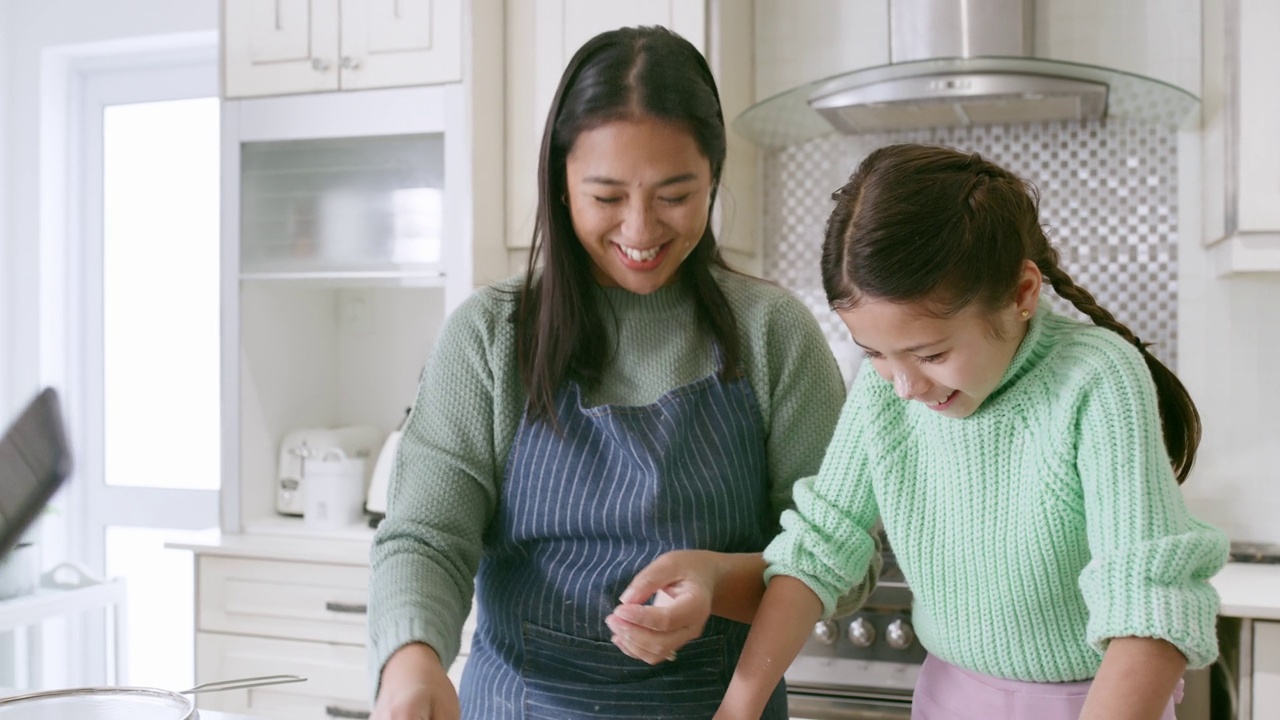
[368,26,863,719]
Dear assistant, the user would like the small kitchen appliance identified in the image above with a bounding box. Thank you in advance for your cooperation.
[365,407,410,520]
[302,448,366,529]
[276,426,382,516]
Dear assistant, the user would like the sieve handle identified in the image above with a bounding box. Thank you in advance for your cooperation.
[181,674,307,694]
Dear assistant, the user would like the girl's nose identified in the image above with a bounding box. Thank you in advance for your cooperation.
[892,368,928,400]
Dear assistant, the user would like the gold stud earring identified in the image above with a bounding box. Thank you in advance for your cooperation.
[1020,309,1031,319]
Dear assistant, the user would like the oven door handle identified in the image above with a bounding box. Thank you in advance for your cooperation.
[787,692,913,720]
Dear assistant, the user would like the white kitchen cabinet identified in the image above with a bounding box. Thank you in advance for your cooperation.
[504,1,760,266]
[178,539,477,718]
[197,633,371,718]
[1202,0,1280,273]
[223,0,463,98]
[1255,621,1280,719]
[220,1,504,536]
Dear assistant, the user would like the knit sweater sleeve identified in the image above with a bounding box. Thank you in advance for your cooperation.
[755,291,848,519]
[367,286,513,688]
[1071,336,1228,669]
[762,361,883,618]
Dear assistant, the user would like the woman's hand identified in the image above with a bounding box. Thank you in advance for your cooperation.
[371,643,460,720]
[606,549,720,664]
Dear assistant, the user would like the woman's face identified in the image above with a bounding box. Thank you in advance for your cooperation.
[565,118,714,294]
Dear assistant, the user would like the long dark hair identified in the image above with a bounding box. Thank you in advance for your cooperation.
[821,143,1201,484]
[516,26,741,426]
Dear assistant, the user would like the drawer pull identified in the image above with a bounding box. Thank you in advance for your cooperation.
[325,601,368,614]
[325,705,370,719]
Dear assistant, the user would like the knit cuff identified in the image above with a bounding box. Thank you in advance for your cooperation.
[369,618,459,701]
[763,508,878,619]
[1079,525,1229,669]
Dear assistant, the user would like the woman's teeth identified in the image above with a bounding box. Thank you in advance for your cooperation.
[618,243,661,262]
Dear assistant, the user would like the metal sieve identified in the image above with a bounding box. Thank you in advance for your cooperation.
[0,674,306,720]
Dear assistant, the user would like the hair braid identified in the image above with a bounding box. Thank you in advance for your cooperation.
[1035,244,1201,484]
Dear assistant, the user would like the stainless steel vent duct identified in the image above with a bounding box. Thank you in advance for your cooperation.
[808,0,1107,133]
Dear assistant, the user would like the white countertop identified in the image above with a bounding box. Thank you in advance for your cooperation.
[167,531,372,566]
[1210,561,1280,620]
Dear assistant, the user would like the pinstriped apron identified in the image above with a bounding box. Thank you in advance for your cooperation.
[458,349,789,719]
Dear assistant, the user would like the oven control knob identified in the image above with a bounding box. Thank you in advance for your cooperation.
[846,617,876,647]
[813,620,839,645]
[886,619,915,650]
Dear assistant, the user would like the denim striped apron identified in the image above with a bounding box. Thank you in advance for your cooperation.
[458,351,789,719]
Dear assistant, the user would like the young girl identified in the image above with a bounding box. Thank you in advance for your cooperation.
[715,143,1228,720]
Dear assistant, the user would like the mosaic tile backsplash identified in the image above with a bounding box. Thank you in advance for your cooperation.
[761,120,1179,369]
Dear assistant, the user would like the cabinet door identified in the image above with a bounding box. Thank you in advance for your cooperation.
[196,632,370,718]
[504,1,706,251]
[223,0,341,98]
[1257,621,1280,720]
[1235,0,1280,234]
[339,0,463,91]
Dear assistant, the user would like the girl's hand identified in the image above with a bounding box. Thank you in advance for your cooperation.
[607,549,717,664]
[371,643,460,720]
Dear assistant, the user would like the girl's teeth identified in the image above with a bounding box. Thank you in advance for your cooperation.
[620,244,661,262]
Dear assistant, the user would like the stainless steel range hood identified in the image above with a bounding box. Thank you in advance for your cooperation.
[735,0,1199,148]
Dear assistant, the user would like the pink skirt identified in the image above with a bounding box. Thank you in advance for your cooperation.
[911,654,1182,720]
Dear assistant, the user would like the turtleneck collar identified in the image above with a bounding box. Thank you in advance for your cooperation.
[989,302,1055,401]
[594,278,695,317]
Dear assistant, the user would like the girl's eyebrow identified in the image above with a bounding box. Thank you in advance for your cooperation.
[582,172,698,187]
[851,336,946,354]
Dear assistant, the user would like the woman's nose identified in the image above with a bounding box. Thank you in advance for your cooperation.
[620,200,660,243]
[892,368,929,400]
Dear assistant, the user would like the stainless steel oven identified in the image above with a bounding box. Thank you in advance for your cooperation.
[786,543,919,719]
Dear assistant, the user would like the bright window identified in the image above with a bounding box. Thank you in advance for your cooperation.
[102,98,221,490]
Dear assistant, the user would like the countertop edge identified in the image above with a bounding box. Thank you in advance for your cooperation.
[1210,562,1280,621]
[167,532,372,566]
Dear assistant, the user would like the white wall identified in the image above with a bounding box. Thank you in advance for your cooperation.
[1178,201,1280,543]
[0,0,12,420]
[0,0,217,421]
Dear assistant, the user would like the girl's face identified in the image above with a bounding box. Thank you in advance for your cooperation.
[565,117,714,294]
[837,263,1042,419]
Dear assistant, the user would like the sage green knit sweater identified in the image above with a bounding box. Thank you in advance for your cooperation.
[369,269,847,683]
[764,306,1228,682]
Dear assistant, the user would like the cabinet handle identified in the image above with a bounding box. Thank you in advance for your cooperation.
[325,601,367,614]
[341,56,362,71]
[311,57,331,72]
[325,705,370,719]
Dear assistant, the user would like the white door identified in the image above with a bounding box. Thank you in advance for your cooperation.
[339,0,463,90]
[63,50,223,690]
[223,0,342,98]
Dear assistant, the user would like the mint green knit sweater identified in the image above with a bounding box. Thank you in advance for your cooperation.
[764,306,1228,682]
[369,269,847,682]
